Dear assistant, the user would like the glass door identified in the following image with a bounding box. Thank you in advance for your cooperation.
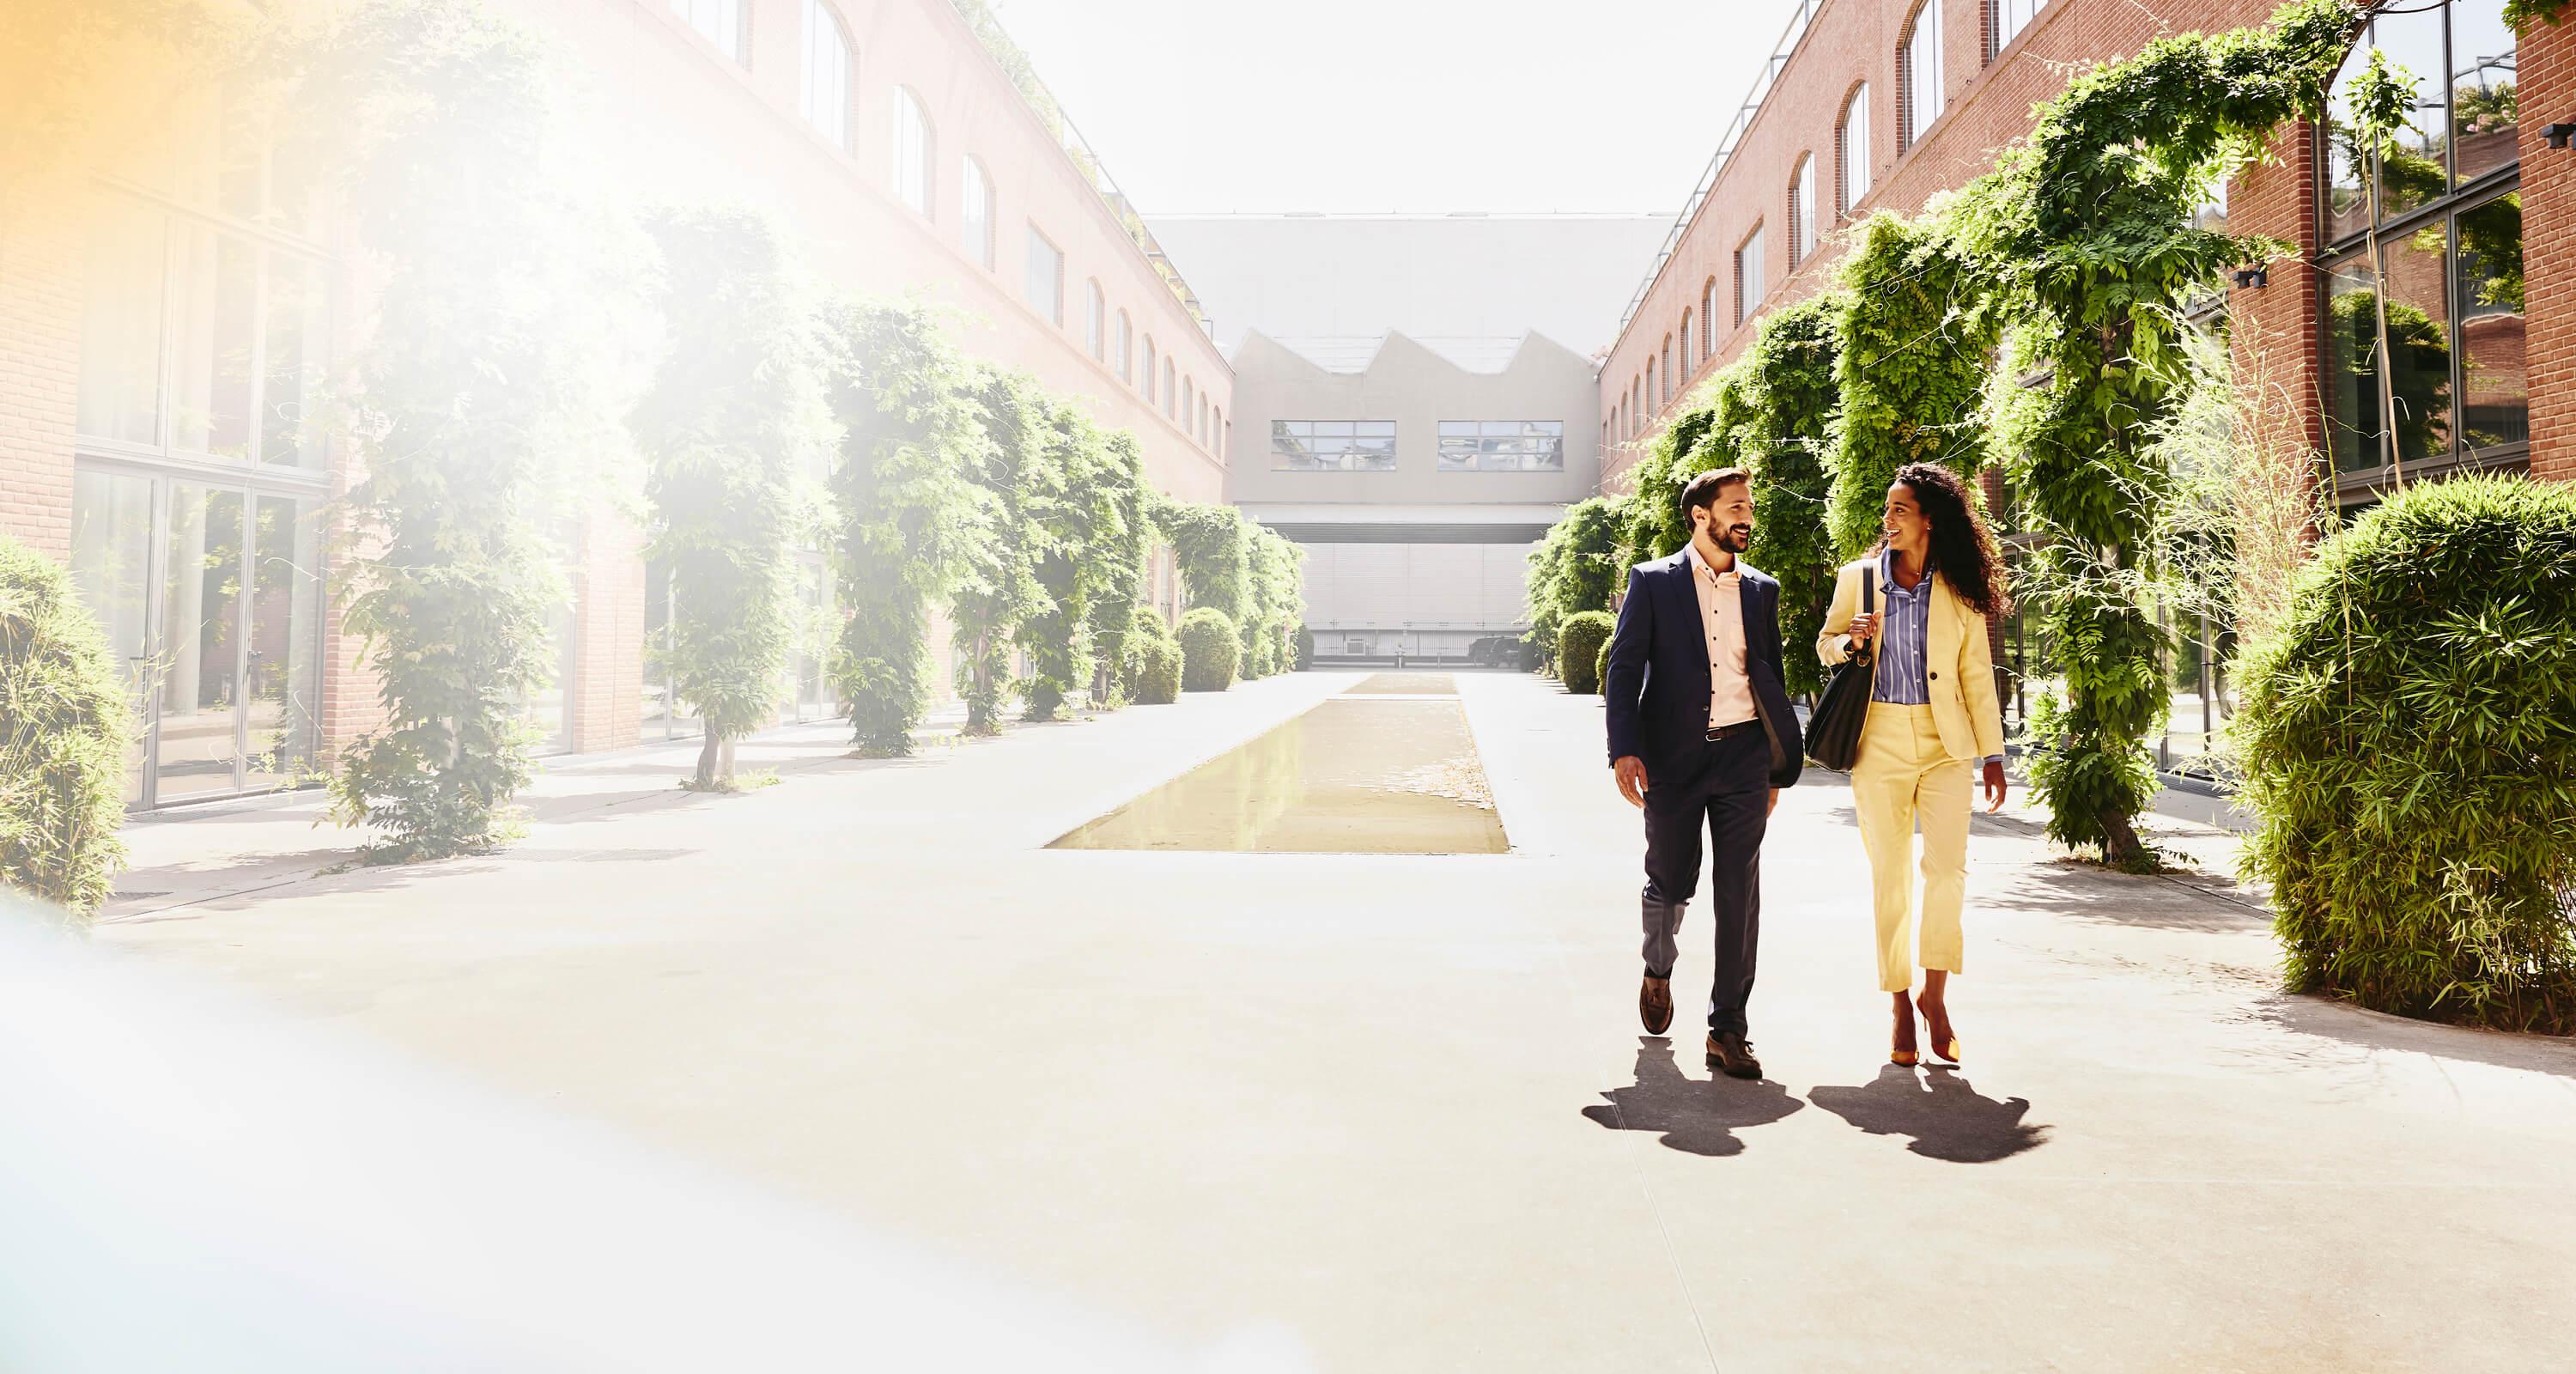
[69,471,160,803]
[155,483,248,800]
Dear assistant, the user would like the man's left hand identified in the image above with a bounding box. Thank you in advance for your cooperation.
[1983,759,2008,812]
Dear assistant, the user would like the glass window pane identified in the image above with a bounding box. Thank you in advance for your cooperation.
[2451,2,2518,186]
[1841,85,1871,213]
[2381,217,2453,468]
[800,0,852,150]
[2372,7,2449,216]
[79,212,166,447]
[171,228,258,460]
[70,469,157,802]
[2322,41,2371,244]
[2455,192,2526,456]
[2322,255,2379,473]
[262,252,327,470]
[243,494,320,790]
[158,484,246,798]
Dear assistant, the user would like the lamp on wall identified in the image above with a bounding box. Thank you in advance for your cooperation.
[2545,122,2576,149]
[2232,267,2270,289]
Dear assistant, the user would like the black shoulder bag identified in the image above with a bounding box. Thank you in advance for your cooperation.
[1806,572,1874,771]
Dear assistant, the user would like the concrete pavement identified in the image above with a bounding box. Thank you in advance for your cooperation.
[95,671,2576,1371]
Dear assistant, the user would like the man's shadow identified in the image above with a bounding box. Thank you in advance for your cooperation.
[1581,1037,1805,1157]
[1807,1064,2050,1163]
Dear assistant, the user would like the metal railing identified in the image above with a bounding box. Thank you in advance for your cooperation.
[1613,0,1823,349]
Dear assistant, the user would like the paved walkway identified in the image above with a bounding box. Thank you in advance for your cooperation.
[95,672,2576,1371]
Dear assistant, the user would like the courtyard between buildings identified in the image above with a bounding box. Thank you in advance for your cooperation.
[90,669,2576,1371]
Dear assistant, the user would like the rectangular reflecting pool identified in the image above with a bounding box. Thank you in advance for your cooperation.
[1050,696,1509,854]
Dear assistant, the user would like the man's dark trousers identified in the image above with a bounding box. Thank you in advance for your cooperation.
[1641,727,1768,1037]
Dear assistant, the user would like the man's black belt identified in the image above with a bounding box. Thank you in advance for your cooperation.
[1704,719,1760,742]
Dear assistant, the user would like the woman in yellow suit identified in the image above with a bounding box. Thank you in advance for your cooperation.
[1817,463,2011,1067]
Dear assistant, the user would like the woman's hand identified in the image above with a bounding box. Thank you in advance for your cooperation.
[1845,611,1880,642]
[1983,758,2008,812]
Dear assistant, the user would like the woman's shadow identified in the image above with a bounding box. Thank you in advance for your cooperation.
[1807,1064,2050,1163]
[1580,1037,1806,1157]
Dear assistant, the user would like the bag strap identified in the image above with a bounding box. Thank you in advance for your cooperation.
[1852,565,1875,664]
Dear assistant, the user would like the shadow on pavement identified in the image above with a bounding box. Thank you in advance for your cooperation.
[1807,1064,2050,1163]
[2250,993,2576,1081]
[1581,1037,1805,1157]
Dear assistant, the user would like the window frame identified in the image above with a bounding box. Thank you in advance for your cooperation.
[1899,0,1944,153]
[1734,222,1765,328]
[892,88,937,217]
[798,0,854,151]
[1270,419,1399,473]
[1436,420,1568,474]
[1024,224,1064,326]
[1838,82,1873,216]
[961,155,995,269]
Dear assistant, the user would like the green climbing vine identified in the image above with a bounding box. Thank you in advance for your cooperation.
[1734,296,1844,696]
[951,365,1049,736]
[1828,212,1997,561]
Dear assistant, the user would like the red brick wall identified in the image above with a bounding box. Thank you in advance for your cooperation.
[570,502,647,753]
[1602,0,2307,491]
[2521,19,2574,483]
[0,213,81,560]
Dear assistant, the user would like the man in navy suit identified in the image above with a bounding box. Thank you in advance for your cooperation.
[1602,467,1805,1079]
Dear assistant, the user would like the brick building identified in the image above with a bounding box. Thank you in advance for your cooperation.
[1600,0,2558,506]
[0,0,1226,810]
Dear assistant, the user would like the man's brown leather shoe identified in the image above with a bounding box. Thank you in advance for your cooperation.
[1705,1032,1763,1080]
[1639,976,1674,1034]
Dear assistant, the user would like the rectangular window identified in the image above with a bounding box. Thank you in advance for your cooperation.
[1735,224,1765,326]
[1271,420,1396,472]
[1791,156,1816,265]
[78,212,167,447]
[1437,421,1566,473]
[1991,0,2044,58]
[1024,227,1063,326]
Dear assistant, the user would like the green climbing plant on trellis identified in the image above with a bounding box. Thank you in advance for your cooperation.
[1828,212,1997,562]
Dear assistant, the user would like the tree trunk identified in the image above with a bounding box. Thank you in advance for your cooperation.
[2099,806,2147,870]
[695,729,721,788]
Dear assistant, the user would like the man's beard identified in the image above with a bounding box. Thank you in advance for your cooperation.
[1708,522,1753,553]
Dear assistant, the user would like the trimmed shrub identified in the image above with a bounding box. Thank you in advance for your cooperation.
[1131,637,1182,705]
[1560,610,1615,696]
[1,537,132,920]
[1120,604,1173,696]
[2237,475,2576,1032]
[1294,625,1313,671]
[1595,636,1613,698]
[1177,608,1241,692]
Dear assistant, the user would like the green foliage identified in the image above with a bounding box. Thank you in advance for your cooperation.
[0,537,131,920]
[1176,608,1240,692]
[1945,0,2363,863]
[823,297,997,757]
[303,0,635,861]
[1120,604,1176,700]
[1734,296,1844,696]
[1130,635,1183,705]
[1524,497,1621,672]
[950,365,1051,736]
[633,204,823,787]
[1242,526,1304,680]
[1829,212,1996,561]
[1558,611,1615,696]
[2236,476,2576,1031]
[2504,1,2569,28]
[1159,501,1251,630]
[2323,289,2451,467]
[1015,401,1115,720]
[1082,431,1152,708]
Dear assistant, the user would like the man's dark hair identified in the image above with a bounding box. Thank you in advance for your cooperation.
[1680,467,1752,526]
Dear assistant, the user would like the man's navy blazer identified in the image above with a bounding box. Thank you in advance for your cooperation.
[1601,549,1806,789]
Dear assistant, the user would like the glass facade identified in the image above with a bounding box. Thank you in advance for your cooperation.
[2317,2,2521,483]
[1273,421,1397,472]
[1437,422,1566,473]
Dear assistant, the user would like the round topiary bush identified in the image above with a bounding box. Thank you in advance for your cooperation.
[1132,637,1182,705]
[1,536,133,921]
[1294,625,1313,670]
[1121,605,1174,699]
[1559,610,1615,695]
[1176,608,1241,692]
[2236,475,2576,1032]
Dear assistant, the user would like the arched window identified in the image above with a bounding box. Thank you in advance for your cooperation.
[1735,223,1765,326]
[961,157,994,268]
[1838,84,1873,216]
[1789,153,1816,267]
[1700,279,1717,357]
[1680,310,1695,371]
[1631,379,1642,435]
[1182,378,1194,430]
[1899,1,1943,152]
[799,2,853,150]
[1085,279,1105,361]
[671,0,745,64]
[1644,356,1656,416]
[1990,0,2044,59]
[1660,336,1673,405]
[1163,358,1176,417]
[893,88,935,216]
[1116,310,1133,382]
[1213,405,1223,456]
[1198,394,1209,446]
[1144,337,1158,401]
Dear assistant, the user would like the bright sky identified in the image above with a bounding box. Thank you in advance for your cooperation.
[984,0,1810,216]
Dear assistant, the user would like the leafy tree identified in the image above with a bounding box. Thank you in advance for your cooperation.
[950,365,1051,736]
[1734,296,1844,696]
[823,298,996,757]
[1158,502,1251,630]
[633,204,823,789]
[1948,0,2363,866]
[0,536,132,920]
[1120,603,1176,700]
[1829,212,1996,561]
[1242,526,1303,679]
[301,0,638,860]
[1546,498,1622,639]
[1015,401,1114,720]
[1083,432,1151,708]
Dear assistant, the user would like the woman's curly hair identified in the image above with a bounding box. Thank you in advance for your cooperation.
[1890,462,2013,620]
